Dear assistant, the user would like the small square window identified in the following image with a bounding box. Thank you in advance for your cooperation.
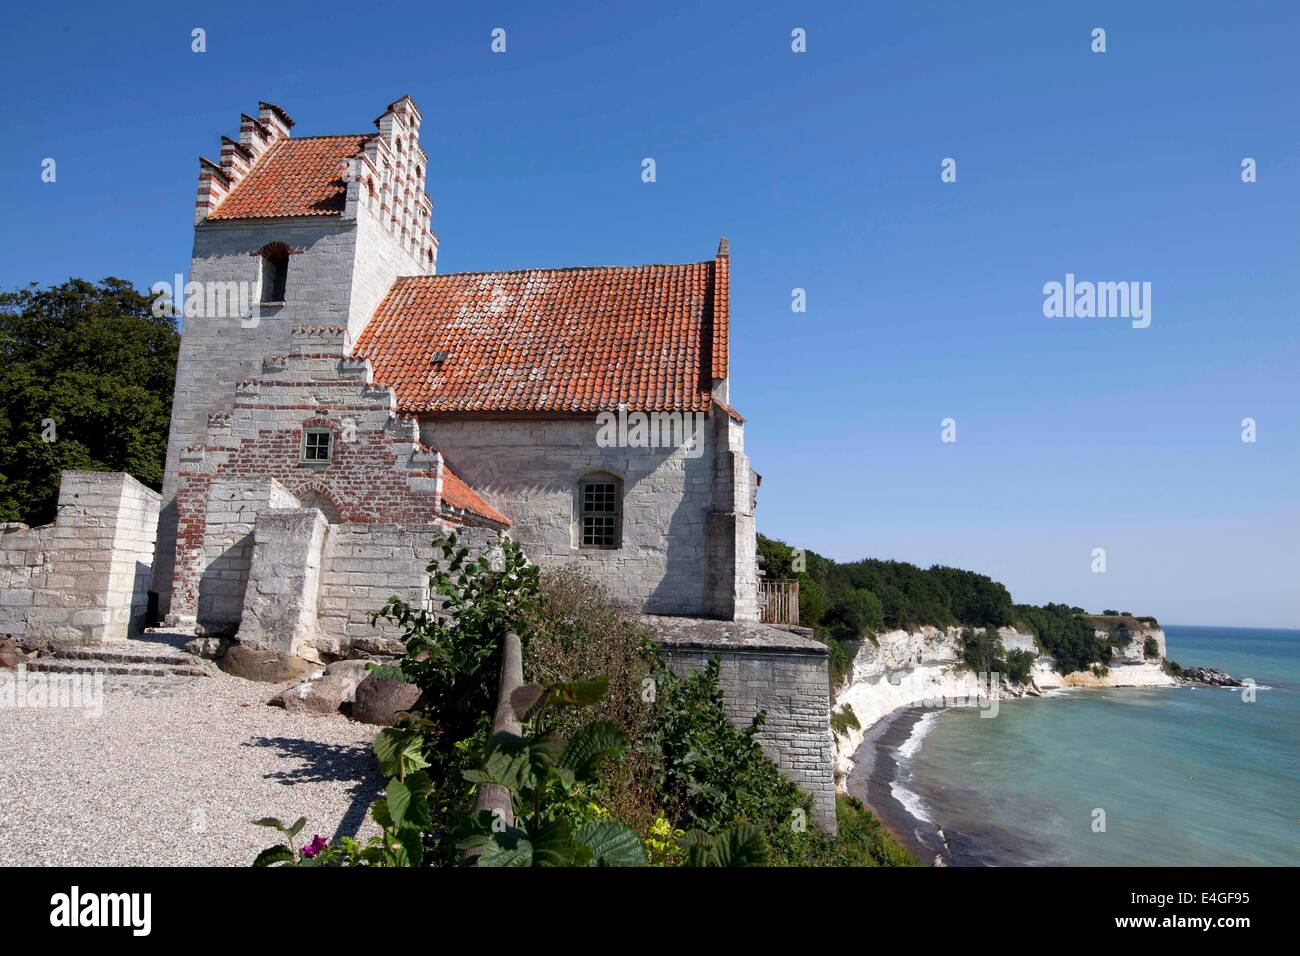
[302,429,333,463]
[579,479,620,549]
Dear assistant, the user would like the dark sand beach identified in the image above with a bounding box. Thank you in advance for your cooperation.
[846,706,954,866]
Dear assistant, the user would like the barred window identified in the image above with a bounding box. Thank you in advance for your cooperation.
[301,428,333,463]
[579,478,621,549]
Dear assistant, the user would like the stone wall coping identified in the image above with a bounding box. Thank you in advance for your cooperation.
[60,470,162,501]
[642,615,827,655]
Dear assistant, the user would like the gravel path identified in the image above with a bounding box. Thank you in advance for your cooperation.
[0,667,384,866]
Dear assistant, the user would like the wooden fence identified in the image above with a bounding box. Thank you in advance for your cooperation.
[759,579,799,626]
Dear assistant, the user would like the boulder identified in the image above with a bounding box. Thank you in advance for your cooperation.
[185,636,232,660]
[352,674,421,726]
[324,659,376,689]
[273,672,354,715]
[218,642,318,683]
[1181,666,1242,687]
[0,638,25,669]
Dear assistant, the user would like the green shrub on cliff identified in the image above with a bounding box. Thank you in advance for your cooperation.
[1005,649,1035,684]
[757,534,1017,635]
[778,795,918,867]
[1012,603,1106,674]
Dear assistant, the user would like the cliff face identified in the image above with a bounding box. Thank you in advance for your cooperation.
[831,623,1174,782]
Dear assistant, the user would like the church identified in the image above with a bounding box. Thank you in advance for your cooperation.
[150,95,762,659]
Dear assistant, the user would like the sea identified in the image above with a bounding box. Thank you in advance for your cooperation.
[890,625,1299,866]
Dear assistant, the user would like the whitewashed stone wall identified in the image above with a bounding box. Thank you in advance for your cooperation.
[239,508,330,657]
[648,617,837,833]
[423,412,758,619]
[155,165,431,617]
[197,477,300,634]
[0,472,160,644]
[315,523,500,657]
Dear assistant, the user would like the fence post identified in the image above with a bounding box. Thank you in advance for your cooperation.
[460,629,523,865]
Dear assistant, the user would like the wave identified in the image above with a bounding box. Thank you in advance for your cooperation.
[889,710,941,824]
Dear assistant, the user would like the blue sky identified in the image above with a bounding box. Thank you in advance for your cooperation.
[2,1,1297,627]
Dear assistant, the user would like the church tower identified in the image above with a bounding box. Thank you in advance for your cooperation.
[152,96,437,619]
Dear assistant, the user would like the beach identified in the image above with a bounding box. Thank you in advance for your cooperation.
[846,705,953,866]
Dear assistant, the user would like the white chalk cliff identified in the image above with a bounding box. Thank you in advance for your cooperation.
[831,623,1173,784]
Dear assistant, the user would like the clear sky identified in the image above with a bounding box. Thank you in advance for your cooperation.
[1,1,1296,628]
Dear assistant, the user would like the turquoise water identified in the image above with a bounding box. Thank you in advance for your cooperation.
[900,626,1299,866]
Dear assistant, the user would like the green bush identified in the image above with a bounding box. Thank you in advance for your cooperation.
[367,532,540,865]
[647,657,807,847]
[522,566,659,831]
[777,795,918,867]
[1013,603,1106,674]
[830,704,860,736]
[1004,648,1035,684]
[1143,636,1160,659]
[0,278,179,524]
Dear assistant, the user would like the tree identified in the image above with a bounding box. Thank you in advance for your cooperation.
[0,278,178,524]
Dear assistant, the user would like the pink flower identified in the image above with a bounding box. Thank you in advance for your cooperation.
[302,835,329,858]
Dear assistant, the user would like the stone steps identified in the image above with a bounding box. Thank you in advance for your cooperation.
[25,658,214,679]
[53,646,197,667]
[24,636,216,679]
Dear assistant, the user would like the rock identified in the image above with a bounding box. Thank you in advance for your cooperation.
[348,635,405,657]
[217,642,318,683]
[184,636,231,660]
[352,674,421,726]
[272,672,354,715]
[1181,666,1242,687]
[324,658,375,687]
[0,638,25,669]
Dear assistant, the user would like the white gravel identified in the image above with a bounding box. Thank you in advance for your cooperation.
[0,667,384,866]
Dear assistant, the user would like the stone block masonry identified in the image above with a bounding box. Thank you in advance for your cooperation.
[154,96,438,619]
[159,323,509,660]
[646,616,838,834]
[0,472,160,645]
[238,507,330,658]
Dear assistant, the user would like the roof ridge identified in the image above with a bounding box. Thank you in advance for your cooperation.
[282,133,374,142]
[392,260,713,282]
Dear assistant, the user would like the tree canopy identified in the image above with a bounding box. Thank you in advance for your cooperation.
[0,278,178,524]
[758,534,1109,673]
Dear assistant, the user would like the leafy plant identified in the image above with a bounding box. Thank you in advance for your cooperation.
[679,825,768,867]
[644,816,687,866]
[830,704,860,736]
[251,816,310,867]
[0,278,178,524]
[647,657,808,854]
[456,678,647,867]
[368,532,540,865]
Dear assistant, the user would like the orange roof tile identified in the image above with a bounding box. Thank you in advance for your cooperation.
[354,259,730,414]
[441,464,510,526]
[208,135,371,220]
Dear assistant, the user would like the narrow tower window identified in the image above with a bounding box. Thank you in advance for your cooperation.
[260,245,289,303]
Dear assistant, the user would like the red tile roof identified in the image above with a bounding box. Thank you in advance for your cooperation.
[354,257,730,414]
[208,135,370,220]
[441,463,510,526]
